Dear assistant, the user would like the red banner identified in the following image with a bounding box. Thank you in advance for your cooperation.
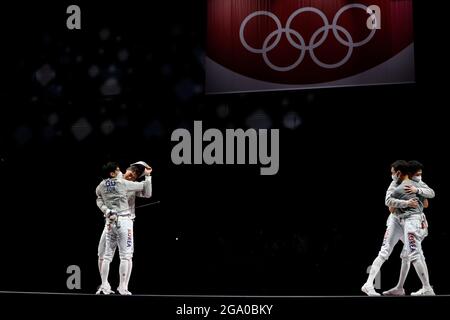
[206,0,414,93]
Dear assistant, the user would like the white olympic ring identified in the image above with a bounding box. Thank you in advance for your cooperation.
[239,4,378,71]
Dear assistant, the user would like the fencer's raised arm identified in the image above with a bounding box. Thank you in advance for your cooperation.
[137,175,152,198]
[416,181,435,199]
[122,179,146,193]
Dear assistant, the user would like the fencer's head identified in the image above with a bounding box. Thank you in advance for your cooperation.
[124,167,137,181]
[395,162,411,182]
[101,162,120,179]
[408,160,424,182]
[390,160,408,181]
[131,161,151,170]
[123,164,145,181]
[130,161,151,178]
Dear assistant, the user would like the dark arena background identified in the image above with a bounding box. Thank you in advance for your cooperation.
[1,0,449,317]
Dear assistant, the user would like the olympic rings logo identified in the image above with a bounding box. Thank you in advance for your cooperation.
[239,4,381,71]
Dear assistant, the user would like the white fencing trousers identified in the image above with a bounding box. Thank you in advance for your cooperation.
[102,216,134,262]
[379,213,428,262]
